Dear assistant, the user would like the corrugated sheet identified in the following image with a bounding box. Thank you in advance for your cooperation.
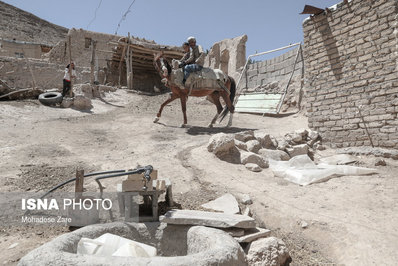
[235,93,282,114]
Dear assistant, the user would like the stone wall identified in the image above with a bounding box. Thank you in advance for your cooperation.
[303,0,398,149]
[239,46,305,113]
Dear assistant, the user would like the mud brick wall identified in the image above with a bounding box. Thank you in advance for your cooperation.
[303,0,398,149]
[0,57,90,90]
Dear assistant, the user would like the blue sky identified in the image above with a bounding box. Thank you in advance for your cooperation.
[3,0,339,57]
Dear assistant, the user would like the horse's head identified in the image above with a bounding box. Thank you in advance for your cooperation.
[153,52,171,81]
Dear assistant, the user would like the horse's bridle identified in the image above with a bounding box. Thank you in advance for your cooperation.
[159,58,168,78]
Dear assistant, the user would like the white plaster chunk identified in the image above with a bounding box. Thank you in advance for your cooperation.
[245,163,262,172]
[201,193,240,214]
[235,227,271,243]
[160,210,256,229]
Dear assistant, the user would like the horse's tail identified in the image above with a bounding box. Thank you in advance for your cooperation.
[219,76,236,122]
[229,76,236,105]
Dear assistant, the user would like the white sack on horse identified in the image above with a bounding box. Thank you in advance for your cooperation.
[170,60,228,90]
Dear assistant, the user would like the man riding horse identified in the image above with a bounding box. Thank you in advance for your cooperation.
[153,37,235,128]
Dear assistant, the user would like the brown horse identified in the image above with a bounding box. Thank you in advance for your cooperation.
[153,53,236,128]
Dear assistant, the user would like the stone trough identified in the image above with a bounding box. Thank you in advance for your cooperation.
[18,222,247,266]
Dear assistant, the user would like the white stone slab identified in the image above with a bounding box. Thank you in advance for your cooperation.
[235,227,271,243]
[160,210,256,229]
[201,193,240,214]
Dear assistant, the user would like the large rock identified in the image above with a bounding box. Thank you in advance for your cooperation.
[258,149,290,161]
[73,84,94,98]
[246,237,290,266]
[277,139,290,151]
[240,151,269,168]
[19,222,247,266]
[160,210,256,229]
[246,139,262,153]
[207,133,235,155]
[201,193,240,214]
[73,95,92,110]
[254,131,277,149]
[234,139,248,151]
[203,35,248,82]
[235,130,256,142]
[286,144,309,158]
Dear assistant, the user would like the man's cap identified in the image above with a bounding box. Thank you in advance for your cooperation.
[187,36,196,42]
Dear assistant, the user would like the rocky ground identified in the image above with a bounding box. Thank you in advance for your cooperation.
[0,89,397,265]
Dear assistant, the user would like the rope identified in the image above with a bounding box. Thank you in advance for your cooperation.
[114,0,138,35]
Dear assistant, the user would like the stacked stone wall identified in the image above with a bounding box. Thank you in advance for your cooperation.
[303,0,398,149]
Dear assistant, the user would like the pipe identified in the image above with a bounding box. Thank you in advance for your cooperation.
[276,44,302,114]
[39,167,153,199]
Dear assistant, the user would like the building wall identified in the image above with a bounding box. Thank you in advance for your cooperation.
[0,57,90,90]
[0,39,44,59]
[48,28,119,69]
[303,0,398,149]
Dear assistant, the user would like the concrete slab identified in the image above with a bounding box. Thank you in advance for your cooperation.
[201,193,240,214]
[160,210,256,229]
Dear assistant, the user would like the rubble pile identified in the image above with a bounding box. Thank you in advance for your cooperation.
[208,129,323,172]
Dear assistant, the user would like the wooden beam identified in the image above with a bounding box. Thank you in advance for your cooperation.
[75,169,84,199]
[68,35,73,97]
[90,40,97,84]
[118,42,127,86]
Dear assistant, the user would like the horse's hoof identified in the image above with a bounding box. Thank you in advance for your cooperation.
[207,123,213,128]
[153,117,159,123]
[180,123,188,128]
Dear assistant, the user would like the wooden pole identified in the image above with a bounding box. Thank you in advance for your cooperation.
[21,48,37,89]
[126,32,131,89]
[90,40,96,84]
[75,169,84,199]
[68,35,73,97]
[118,42,127,87]
[128,33,133,90]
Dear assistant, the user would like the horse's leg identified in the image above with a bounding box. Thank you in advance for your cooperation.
[154,93,178,123]
[220,89,235,127]
[179,95,188,127]
[207,92,223,128]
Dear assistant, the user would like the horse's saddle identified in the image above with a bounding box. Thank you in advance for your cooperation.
[171,67,228,90]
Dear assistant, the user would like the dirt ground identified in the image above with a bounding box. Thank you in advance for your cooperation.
[0,89,397,265]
